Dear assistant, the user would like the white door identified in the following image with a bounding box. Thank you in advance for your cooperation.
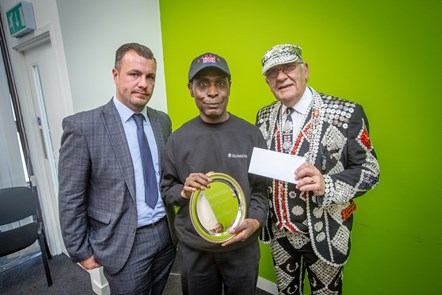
[18,39,67,256]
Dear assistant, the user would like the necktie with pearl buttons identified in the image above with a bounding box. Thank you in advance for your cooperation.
[282,107,294,153]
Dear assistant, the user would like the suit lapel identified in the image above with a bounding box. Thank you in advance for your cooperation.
[102,100,136,200]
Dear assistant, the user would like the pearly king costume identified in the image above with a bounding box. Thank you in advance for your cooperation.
[256,44,380,294]
[256,88,380,266]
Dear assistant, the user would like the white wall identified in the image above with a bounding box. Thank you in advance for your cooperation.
[56,0,168,113]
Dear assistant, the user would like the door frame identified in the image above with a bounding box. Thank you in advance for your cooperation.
[3,23,72,256]
[1,7,108,295]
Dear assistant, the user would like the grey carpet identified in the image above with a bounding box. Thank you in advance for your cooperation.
[0,253,94,294]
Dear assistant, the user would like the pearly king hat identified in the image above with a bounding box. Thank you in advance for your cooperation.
[261,44,303,74]
[188,52,231,81]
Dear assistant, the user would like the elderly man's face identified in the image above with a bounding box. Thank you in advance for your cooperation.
[265,62,309,108]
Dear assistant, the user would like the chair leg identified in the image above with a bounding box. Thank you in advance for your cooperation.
[38,234,53,286]
[42,230,52,260]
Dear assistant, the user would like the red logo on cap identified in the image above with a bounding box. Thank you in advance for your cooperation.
[200,54,219,64]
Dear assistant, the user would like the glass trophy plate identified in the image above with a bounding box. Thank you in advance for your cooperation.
[189,172,246,243]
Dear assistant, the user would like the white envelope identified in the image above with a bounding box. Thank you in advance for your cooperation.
[248,147,305,184]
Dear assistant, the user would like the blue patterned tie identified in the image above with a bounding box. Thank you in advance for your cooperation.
[133,113,158,208]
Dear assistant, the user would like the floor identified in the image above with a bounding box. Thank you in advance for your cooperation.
[0,252,274,294]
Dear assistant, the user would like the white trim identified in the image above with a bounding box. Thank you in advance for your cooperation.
[257,276,278,294]
[12,29,50,53]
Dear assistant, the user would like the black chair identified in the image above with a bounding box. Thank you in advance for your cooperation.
[0,186,52,286]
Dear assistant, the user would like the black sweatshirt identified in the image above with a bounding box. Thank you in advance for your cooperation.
[161,114,268,252]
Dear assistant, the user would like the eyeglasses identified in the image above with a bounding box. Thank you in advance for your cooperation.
[265,62,303,79]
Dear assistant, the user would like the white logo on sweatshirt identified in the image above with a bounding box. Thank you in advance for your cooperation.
[228,153,247,159]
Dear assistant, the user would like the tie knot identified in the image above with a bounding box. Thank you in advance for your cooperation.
[133,113,144,127]
[285,107,294,116]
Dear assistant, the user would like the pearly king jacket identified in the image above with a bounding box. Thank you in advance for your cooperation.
[256,88,380,266]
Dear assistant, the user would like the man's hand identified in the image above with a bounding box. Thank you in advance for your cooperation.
[80,255,101,270]
[295,162,325,196]
[221,218,260,247]
[180,172,212,199]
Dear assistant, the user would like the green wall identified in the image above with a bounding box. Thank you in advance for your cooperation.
[159,0,441,293]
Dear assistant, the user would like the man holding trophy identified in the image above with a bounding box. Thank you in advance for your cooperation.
[161,52,268,295]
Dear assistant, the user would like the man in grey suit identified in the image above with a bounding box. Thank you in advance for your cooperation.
[59,43,176,295]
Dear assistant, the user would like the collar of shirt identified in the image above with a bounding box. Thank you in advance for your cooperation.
[113,97,147,122]
[112,97,165,226]
[281,86,313,118]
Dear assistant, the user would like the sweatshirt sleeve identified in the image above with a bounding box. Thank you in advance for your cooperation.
[160,136,189,208]
[246,132,269,226]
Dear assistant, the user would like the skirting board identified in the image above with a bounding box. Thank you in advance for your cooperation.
[257,276,278,294]
[85,266,110,295]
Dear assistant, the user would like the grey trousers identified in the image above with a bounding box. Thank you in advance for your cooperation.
[103,219,176,295]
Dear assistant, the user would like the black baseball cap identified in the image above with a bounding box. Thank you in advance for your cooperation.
[188,52,231,81]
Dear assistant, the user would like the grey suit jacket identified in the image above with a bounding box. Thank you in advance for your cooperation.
[58,99,175,274]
